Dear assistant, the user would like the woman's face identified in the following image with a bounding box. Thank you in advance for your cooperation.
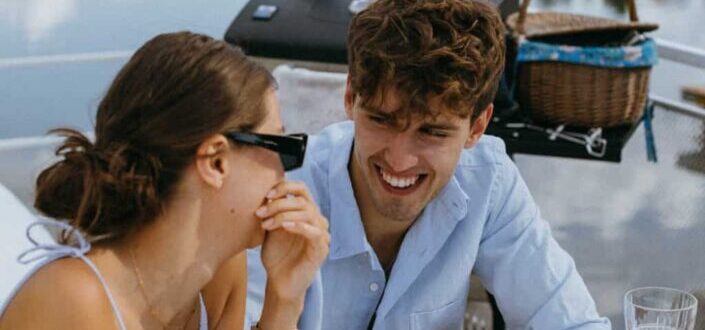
[221,88,286,248]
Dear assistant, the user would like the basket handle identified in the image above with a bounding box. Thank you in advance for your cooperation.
[516,0,640,35]
[626,0,639,22]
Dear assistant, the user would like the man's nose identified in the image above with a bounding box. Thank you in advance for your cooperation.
[383,133,419,173]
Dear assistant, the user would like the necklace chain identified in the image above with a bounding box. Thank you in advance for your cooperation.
[128,247,197,330]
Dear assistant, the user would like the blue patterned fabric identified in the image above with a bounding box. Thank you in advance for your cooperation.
[517,37,658,68]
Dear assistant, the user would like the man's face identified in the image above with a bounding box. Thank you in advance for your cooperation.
[345,84,492,223]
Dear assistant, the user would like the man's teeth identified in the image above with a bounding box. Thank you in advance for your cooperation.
[381,169,419,188]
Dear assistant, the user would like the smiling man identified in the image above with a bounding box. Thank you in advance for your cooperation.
[245,0,611,329]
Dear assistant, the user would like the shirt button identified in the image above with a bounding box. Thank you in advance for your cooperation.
[369,282,380,292]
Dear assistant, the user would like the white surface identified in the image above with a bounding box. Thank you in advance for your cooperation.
[273,65,348,135]
[0,135,62,208]
[0,183,53,306]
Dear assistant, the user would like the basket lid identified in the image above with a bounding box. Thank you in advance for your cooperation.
[507,12,659,38]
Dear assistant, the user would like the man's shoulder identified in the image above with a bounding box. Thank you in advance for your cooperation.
[287,121,353,201]
[457,134,509,168]
[448,135,512,204]
[308,121,353,156]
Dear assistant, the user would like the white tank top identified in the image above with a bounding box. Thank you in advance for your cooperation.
[0,219,208,330]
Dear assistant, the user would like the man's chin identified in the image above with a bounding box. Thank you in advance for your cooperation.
[373,199,423,222]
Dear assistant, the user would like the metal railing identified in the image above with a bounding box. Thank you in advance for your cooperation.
[650,94,705,120]
[655,38,705,70]
[651,38,705,120]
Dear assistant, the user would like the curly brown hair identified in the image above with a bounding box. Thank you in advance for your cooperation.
[347,0,505,122]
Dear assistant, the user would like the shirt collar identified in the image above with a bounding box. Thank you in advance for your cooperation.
[436,173,470,223]
[327,125,370,260]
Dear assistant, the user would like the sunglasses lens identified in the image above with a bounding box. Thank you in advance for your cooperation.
[280,153,298,171]
[280,134,306,171]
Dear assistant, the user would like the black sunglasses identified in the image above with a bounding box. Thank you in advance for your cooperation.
[224,132,308,171]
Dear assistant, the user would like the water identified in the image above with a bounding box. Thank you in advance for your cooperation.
[534,0,705,48]
[0,0,249,139]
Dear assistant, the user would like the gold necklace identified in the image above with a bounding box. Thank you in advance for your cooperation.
[128,247,198,330]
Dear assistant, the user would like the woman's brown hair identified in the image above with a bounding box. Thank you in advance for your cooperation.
[347,0,505,122]
[34,31,275,242]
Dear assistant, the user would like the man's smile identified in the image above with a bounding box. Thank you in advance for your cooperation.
[374,164,428,196]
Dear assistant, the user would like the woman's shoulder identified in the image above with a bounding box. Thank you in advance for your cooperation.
[0,257,118,329]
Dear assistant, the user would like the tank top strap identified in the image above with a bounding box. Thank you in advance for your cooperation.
[16,219,128,330]
[198,292,208,330]
[17,220,90,264]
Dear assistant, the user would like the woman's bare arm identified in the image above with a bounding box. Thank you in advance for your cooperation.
[203,251,248,330]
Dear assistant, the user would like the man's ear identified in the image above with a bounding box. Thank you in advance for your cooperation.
[344,76,355,120]
[195,134,231,189]
[464,104,494,149]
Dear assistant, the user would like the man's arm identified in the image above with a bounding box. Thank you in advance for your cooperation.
[474,157,611,329]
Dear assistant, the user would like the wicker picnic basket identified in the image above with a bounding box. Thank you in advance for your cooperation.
[506,0,659,128]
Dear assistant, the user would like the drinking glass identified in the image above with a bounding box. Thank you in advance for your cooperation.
[624,287,698,330]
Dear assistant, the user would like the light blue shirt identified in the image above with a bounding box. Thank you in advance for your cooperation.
[246,121,611,330]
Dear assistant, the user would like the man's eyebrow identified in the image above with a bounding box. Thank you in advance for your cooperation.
[421,122,460,131]
[360,107,389,117]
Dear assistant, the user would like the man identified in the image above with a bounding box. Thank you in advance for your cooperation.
[247,0,611,328]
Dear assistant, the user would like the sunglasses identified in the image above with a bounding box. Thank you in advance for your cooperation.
[224,132,308,171]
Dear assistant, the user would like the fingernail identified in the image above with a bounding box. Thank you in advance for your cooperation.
[266,189,276,198]
[262,219,274,228]
[255,206,267,217]
[282,222,295,228]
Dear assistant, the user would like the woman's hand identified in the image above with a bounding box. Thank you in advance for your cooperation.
[256,181,329,329]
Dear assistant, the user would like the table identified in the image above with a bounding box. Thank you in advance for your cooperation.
[224,0,349,63]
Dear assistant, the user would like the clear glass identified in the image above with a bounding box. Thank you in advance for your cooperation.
[624,287,698,330]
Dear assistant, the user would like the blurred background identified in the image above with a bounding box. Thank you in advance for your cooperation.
[1,0,704,328]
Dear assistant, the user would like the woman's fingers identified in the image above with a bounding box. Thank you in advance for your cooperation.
[258,181,329,229]
[266,181,314,203]
[261,210,310,230]
[256,195,307,219]
[279,221,330,250]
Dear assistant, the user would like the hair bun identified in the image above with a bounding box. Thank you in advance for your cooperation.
[35,129,162,242]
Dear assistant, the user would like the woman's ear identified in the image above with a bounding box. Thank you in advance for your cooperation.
[195,135,231,189]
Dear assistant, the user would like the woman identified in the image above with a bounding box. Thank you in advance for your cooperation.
[0,31,329,330]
